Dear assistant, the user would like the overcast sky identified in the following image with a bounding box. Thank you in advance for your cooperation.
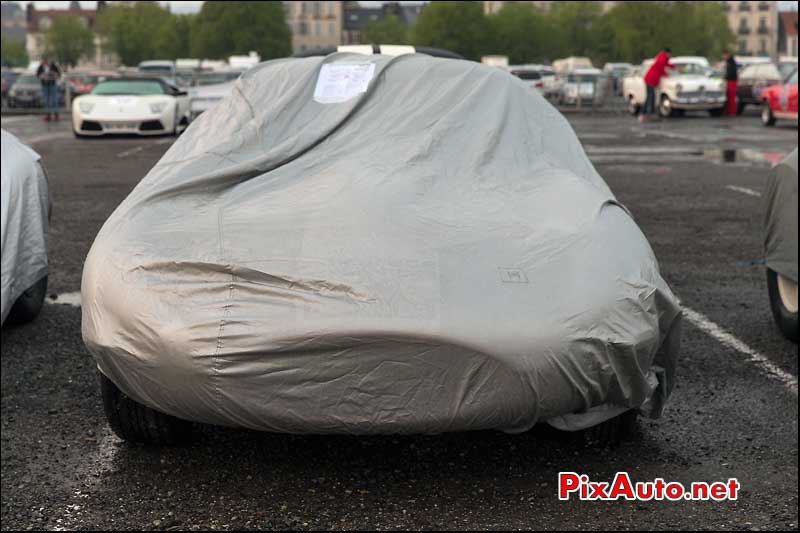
[4,0,797,13]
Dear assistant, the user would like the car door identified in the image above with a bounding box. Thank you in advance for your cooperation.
[624,67,646,104]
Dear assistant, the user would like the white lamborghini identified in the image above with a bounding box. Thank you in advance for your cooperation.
[72,77,191,137]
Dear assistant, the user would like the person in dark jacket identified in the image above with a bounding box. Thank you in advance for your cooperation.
[36,56,61,122]
[722,50,738,116]
[640,47,674,122]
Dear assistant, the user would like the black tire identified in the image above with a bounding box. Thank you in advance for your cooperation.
[767,269,799,343]
[99,371,193,445]
[658,95,674,118]
[6,276,47,325]
[627,96,640,116]
[582,410,638,446]
[761,103,776,126]
[709,107,724,117]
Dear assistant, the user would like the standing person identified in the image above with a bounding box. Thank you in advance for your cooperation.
[722,50,738,116]
[640,47,674,123]
[36,56,61,122]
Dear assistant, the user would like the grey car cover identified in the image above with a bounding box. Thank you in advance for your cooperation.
[1,130,48,325]
[82,53,682,434]
[764,148,798,284]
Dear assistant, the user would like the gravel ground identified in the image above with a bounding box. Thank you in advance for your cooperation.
[1,109,797,531]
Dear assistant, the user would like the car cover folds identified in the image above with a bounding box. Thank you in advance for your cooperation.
[82,53,682,434]
[764,148,798,284]
[1,130,48,325]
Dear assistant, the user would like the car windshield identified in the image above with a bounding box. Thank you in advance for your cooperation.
[196,72,240,86]
[671,63,709,76]
[779,63,797,79]
[16,75,39,84]
[91,80,165,95]
[511,70,541,80]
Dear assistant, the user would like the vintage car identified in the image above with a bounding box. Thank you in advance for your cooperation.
[759,67,798,127]
[623,57,726,117]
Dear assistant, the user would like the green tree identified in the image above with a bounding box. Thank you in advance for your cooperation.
[545,1,605,61]
[97,1,173,65]
[191,1,291,60]
[1,37,28,67]
[362,13,409,45]
[411,1,490,61]
[154,14,194,60]
[488,2,555,64]
[44,15,94,68]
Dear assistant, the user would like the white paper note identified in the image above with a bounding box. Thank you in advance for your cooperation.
[313,64,376,104]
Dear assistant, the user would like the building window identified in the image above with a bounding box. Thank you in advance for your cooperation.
[315,21,320,35]
[758,1,770,11]
[721,1,730,11]
[738,1,750,11]
[329,22,335,35]
[299,21,308,35]
[759,39,767,53]
[738,39,748,53]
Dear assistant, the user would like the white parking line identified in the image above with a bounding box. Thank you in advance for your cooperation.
[46,292,81,307]
[726,185,762,198]
[116,146,144,158]
[682,305,797,396]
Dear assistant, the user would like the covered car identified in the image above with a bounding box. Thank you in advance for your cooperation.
[72,77,191,137]
[82,53,682,444]
[763,148,798,342]
[1,130,49,325]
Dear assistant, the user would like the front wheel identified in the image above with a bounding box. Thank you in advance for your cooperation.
[6,276,47,325]
[658,95,674,118]
[767,269,798,342]
[761,103,776,126]
[100,371,193,445]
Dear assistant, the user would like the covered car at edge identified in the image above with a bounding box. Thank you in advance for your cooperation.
[763,148,798,342]
[82,53,682,441]
[1,130,49,326]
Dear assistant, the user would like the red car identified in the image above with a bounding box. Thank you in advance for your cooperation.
[760,67,798,127]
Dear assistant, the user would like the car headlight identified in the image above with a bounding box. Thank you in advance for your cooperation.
[79,102,94,114]
[675,84,682,94]
[149,102,168,114]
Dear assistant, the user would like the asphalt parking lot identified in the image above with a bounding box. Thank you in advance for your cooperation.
[1,109,797,531]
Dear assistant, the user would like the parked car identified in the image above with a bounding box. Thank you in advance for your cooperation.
[293,44,462,59]
[188,79,235,120]
[5,73,43,108]
[65,70,118,100]
[137,60,177,85]
[763,148,798,342]
[509,67,546,93]
[602,62,633,95]
[759,67,798,127]
[82,54,680,446]
[736,62,797,114]
[72,77,191,137]
[1,130,49,326]
[1,69,19,102]
[558,67,603,106]
[623,57,725,117]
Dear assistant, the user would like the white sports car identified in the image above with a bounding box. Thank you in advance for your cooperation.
[72,77,191,137]
[623,57,725,117]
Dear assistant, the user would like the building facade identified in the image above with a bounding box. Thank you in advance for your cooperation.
[284,1,343,53]
[483,1,618,15]
[778,10,798,58]
[25,1,116,68]
[721,0,779,57]
[1,1,27,45]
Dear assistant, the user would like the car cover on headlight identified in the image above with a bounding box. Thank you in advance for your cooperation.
[82,53,682,435]
[764,148,798,284]
[1,130,48,325]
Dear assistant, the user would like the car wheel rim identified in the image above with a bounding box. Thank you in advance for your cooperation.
[762,107,770,122]
[778,274,798,314]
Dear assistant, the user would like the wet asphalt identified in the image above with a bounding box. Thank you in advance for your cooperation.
[0,107,797,531]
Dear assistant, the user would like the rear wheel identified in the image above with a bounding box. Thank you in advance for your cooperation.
[767,269,798,342]
[761,103,776,126]
[6,276,47,325]
[627,96,640,116]
[100,371,193,445]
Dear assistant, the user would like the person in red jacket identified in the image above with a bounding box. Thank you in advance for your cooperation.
[640,47,674,122]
